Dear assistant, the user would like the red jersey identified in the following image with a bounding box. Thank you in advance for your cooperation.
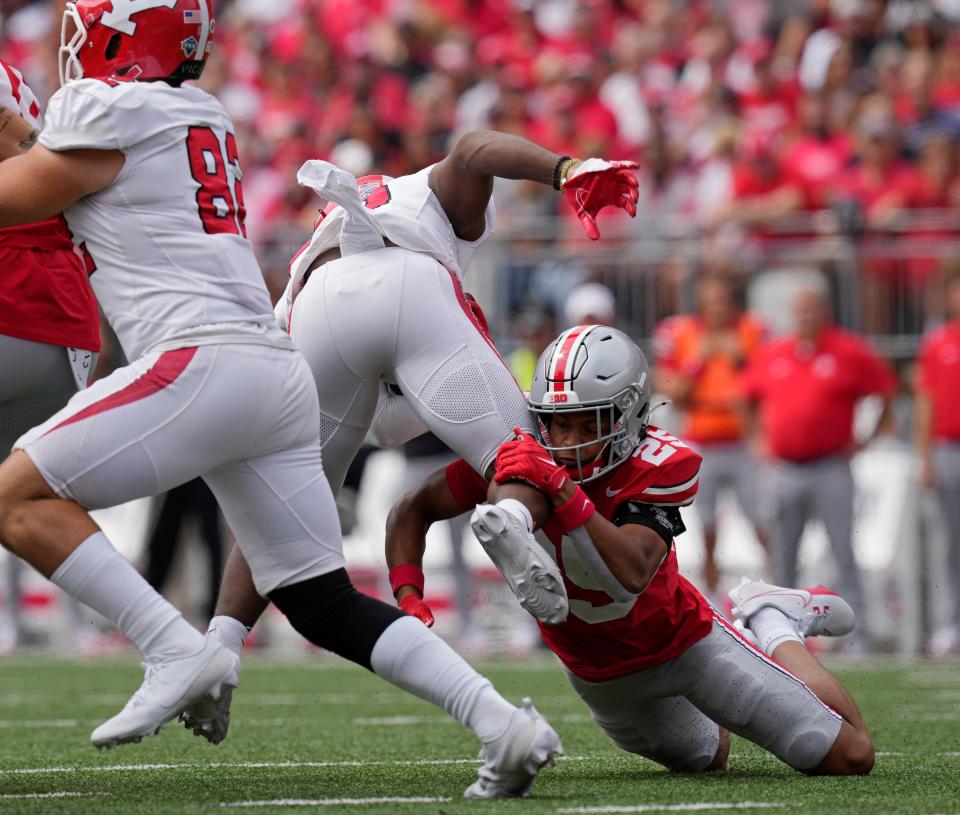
[0,61,99,352]
[917,322,960,442]
[782,135,854,209]
[741,326,896,462]
[446,426,713,682]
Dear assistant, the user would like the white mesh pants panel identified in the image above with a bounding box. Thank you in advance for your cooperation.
[393,258,534,475]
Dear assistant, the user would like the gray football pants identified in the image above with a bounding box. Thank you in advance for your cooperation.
[0,334,89,633]
[933,443,960,628]
[769,455,865,621]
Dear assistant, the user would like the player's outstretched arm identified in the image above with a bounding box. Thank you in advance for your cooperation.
[0,145,123,227]
[429,130,638,241]
[385,467,471,627]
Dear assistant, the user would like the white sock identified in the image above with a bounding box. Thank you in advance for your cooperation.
[748,606,804,655]
[208,615,250,657]
[495,498,533,532]
[370,616,516,744]
[51,532,204,661]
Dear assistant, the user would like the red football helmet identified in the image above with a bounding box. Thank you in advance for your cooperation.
[59,0,215,86]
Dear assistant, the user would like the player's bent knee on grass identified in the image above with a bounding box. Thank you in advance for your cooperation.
[704,728,730,772]
[813,724,875,776]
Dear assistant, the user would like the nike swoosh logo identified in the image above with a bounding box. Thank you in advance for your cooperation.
[606,488,623,497]
[535,457,557,466]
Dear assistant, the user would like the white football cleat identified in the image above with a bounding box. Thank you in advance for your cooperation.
[464,698,563,799]
[470,503,568,625]
[91,638,239,749]
[728,578,856,638]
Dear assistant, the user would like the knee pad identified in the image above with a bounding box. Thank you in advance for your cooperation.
[269,568,404,670]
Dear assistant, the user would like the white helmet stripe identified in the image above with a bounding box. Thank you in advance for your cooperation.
[549,324,598,392]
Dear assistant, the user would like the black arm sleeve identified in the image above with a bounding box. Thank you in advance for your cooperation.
[612,501,686,547]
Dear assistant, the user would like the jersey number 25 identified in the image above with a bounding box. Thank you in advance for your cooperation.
[186,126,248,238]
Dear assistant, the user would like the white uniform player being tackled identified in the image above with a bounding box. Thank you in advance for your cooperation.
[386,325,875,777]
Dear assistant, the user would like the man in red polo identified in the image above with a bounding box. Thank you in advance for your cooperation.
[915,268,960,656]
[741,280,896,650]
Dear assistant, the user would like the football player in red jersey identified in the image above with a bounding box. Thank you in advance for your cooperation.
[0,59,100,653]
[387,325,875,776]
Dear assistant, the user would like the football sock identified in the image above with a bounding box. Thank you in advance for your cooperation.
[208,615,250,657]
[371,615,516,744]
[495,498,533,532]
[51,531,204,661]
[748,606,804,655]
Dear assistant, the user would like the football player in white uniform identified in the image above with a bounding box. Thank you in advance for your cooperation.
[196,135,640,641]
[0,2,567,796]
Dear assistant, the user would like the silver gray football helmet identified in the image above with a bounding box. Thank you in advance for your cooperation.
[529,324,652,483]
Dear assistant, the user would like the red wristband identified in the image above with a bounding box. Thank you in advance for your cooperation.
[389,564,425,597]
[554,486,595,533]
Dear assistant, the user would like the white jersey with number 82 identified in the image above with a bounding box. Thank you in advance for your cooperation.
[40,79,277,361]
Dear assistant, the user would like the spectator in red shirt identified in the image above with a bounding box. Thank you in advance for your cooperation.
[741,278,896,650]
[832,107,923,229]
[782,91,855,209]
[709,134,803,233]
[914,267,960,655]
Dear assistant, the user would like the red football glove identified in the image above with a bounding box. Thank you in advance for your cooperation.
[494,429,568,497]
[399,594,436,627]
[561,158,640,240]
[494,429,595,532]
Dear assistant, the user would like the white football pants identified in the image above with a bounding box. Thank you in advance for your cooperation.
[289,246,534,492]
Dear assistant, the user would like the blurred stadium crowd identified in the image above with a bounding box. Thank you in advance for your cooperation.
[1,0,959,656]
[2,0,960,298]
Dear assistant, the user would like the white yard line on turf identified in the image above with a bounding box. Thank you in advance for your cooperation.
[0,719,78,728]
[0,755,592,776]
[0,792,108,800]
[221,797,452,808]
[352,713,593,726]
[557,804,792,814]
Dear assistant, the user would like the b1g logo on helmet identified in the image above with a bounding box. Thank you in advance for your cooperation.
[101,0,178,35]
[544,392,579,405]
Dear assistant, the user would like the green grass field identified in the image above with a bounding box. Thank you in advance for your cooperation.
[0,654,957,814]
